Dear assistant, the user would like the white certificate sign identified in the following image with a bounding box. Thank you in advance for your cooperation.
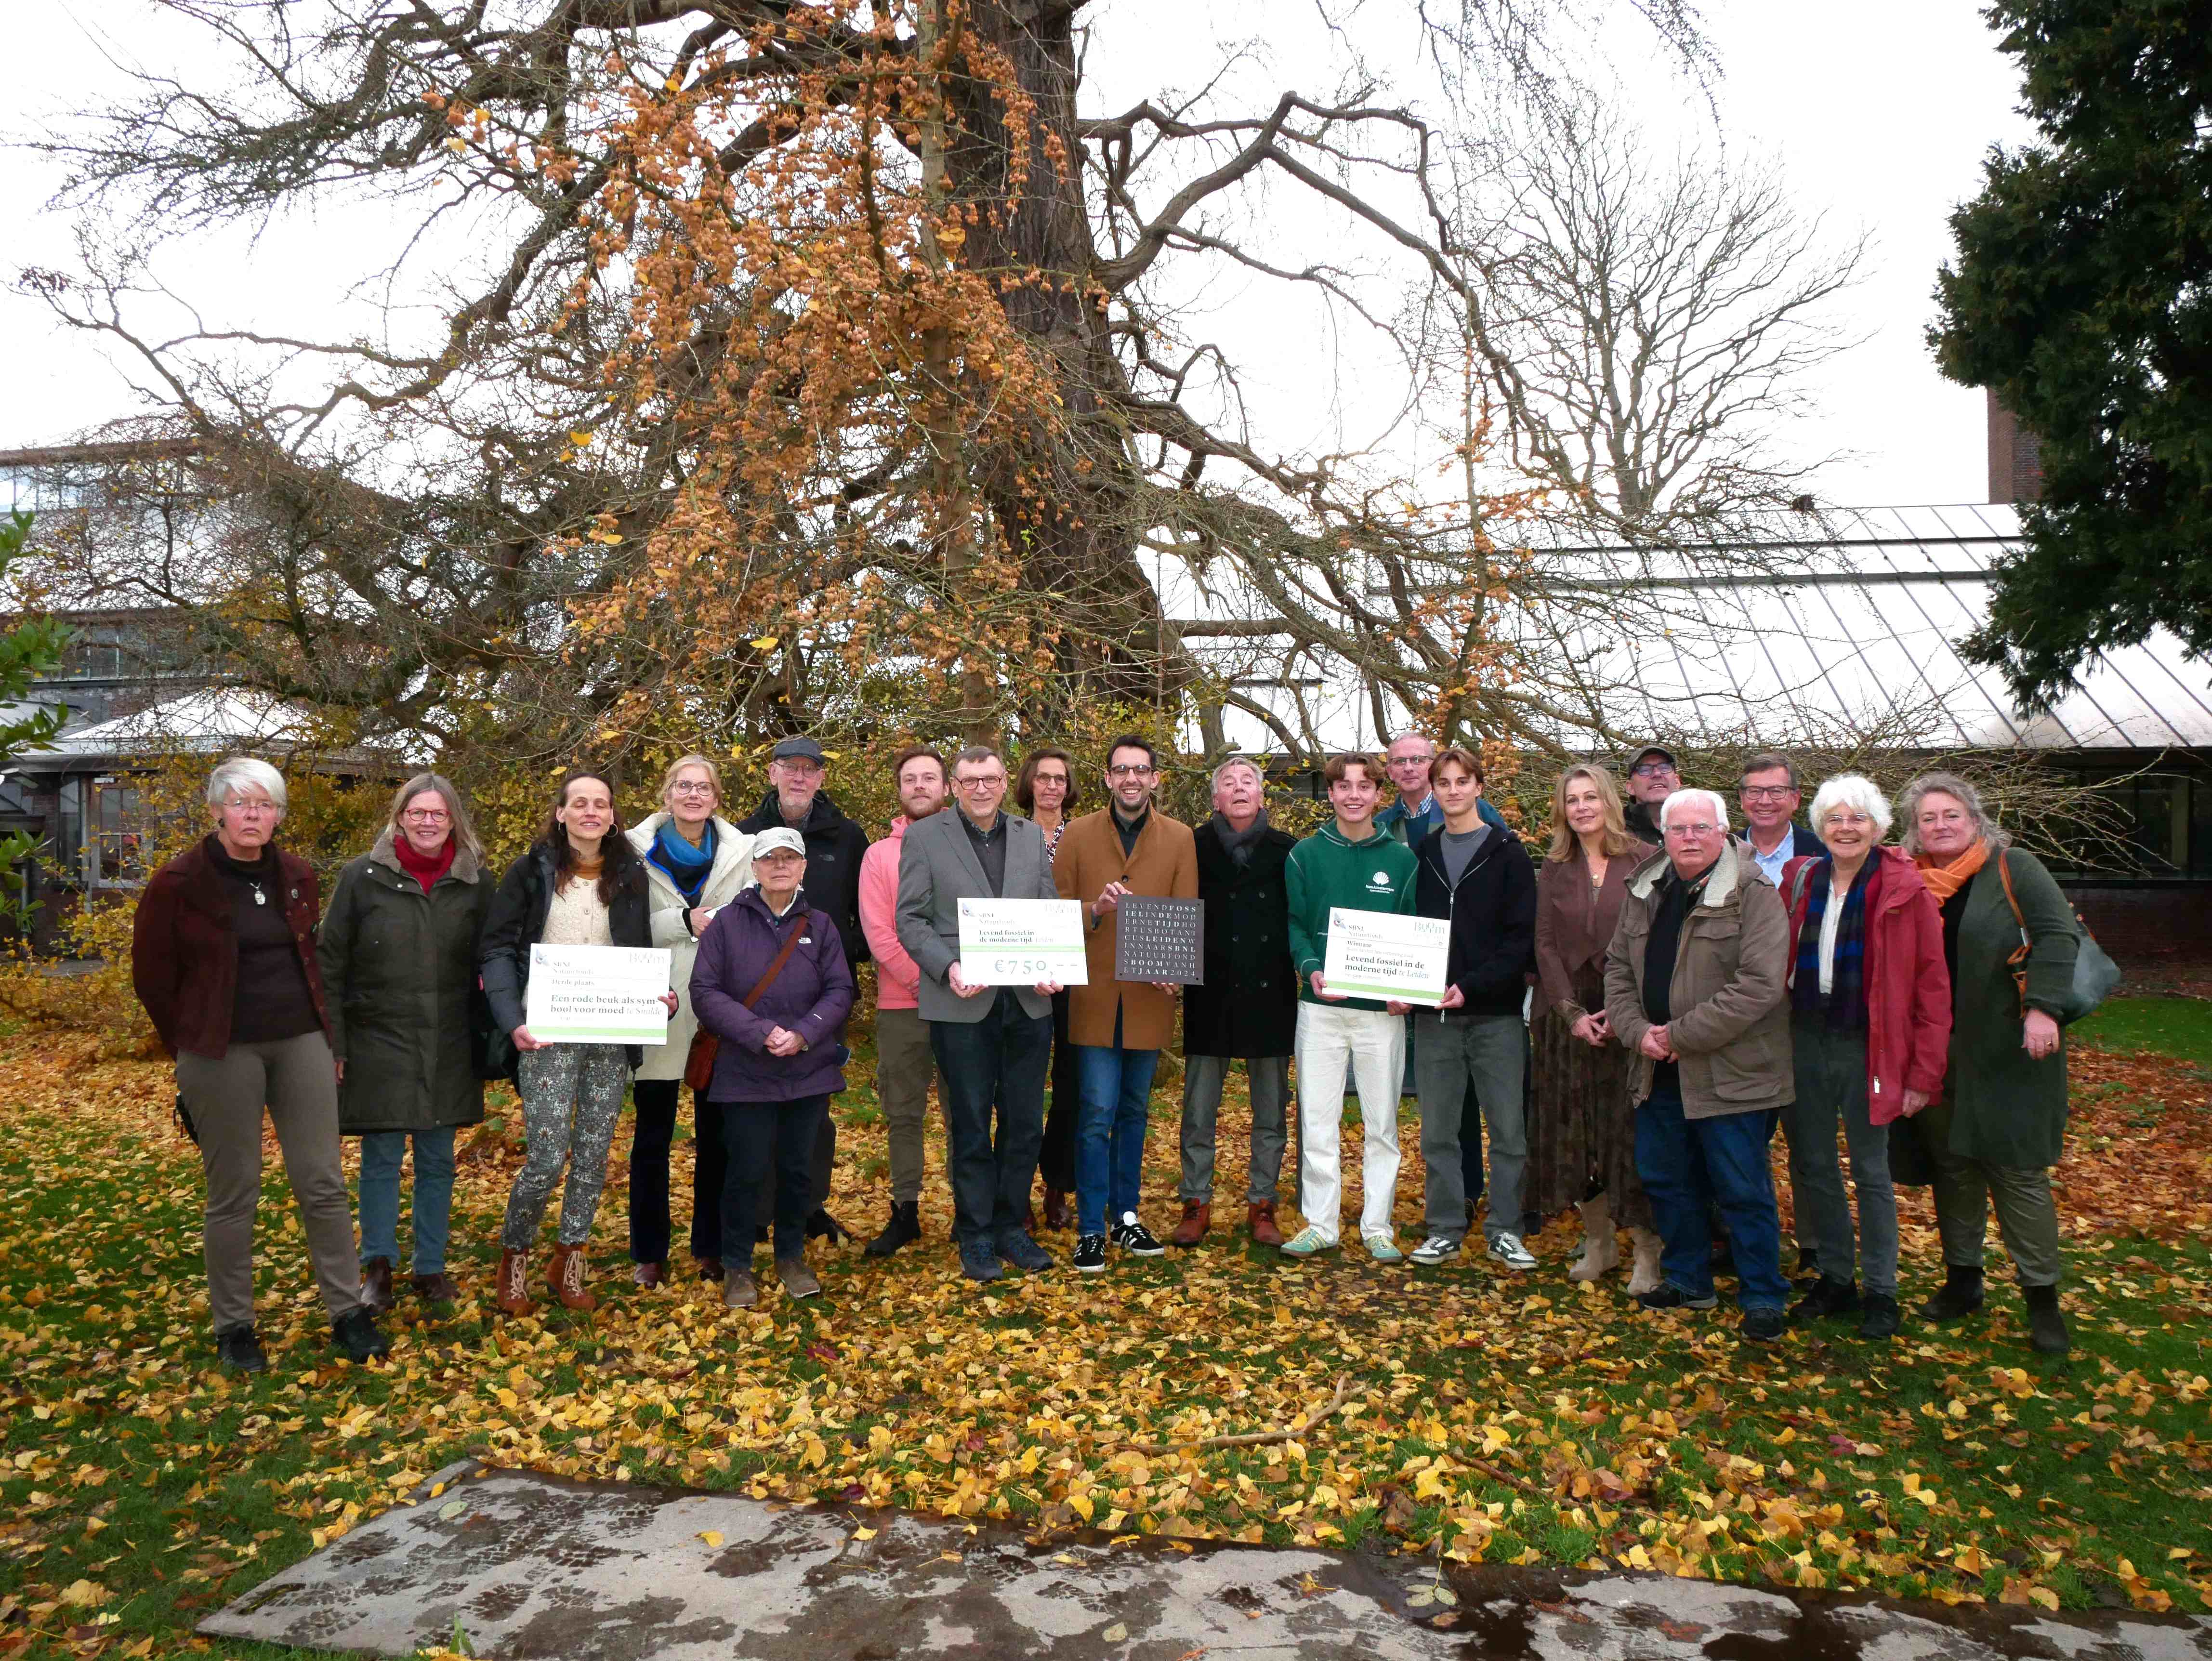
[525,945,672,1044]
[1322,907,1451,1005]
[957,898,1090,986]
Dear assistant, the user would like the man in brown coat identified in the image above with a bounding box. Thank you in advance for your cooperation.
[1054,734,1200,1271]
[1603,787,1794,1344]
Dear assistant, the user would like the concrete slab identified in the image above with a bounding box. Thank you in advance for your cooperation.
[202,1462,2212,1660]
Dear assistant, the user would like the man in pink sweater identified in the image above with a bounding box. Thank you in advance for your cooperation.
[860,745,950,1257]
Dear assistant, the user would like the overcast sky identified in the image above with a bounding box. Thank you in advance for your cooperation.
[1,0,2035,508]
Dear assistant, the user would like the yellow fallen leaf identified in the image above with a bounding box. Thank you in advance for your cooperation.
[852,1527,876,1541]
[698,1530,724,1547]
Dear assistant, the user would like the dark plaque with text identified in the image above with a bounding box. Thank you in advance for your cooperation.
[1115,896,1205,985]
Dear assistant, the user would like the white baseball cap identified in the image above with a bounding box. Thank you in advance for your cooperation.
[752,828,806,858]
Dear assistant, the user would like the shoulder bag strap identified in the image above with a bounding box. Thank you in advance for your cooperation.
[1994,849,2033,1015]
[742,921,808,1009]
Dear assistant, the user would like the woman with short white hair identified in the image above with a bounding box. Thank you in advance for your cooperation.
[1775,774,1951,1341]
[131,756,390,1371]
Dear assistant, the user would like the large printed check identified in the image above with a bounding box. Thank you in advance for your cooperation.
[1320,907,1451,1006]
[956,898,1090,987]
[525,944,673,1043]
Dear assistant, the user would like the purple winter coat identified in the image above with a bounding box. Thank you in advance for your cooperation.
[689,886,855,1102]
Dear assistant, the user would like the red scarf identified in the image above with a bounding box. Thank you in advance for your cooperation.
[393,834,457,893]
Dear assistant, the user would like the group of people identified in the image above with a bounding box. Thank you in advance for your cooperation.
[128,730,2085,1371]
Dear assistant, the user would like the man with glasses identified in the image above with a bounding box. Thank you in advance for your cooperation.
[895,744,1064,1282]
[1603,788,1793,1343]
[1376,732,1511,850]
[1620,747,1681,846]
[1054,735,1198,1270]
[737,737,872,973]
[1737,753,1827,891]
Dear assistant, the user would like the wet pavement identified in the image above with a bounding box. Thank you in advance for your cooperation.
[202,1461,2212,1659]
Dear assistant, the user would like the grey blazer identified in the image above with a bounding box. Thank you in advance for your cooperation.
[895,806,1060,1024]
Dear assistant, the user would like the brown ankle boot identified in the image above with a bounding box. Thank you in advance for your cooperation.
[546,1243,596,1312]
[1169,1200,1211,1247]
[1041,1188,1072,1231]
[495,1248,534,1317]
[1247,1202,1286,1247]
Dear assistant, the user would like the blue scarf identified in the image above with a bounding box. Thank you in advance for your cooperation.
[648,817,716,906]
[1791,856,1874,1030]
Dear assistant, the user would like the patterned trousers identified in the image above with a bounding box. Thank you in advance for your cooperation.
[501,1042,631,1251]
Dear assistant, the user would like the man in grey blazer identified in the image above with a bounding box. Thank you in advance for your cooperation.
[895,742,1066,1282]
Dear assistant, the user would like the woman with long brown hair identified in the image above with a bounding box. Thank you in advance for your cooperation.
[1525,764,1660,1291]
[1015,745,1082,1230]
[480,770,673,1317]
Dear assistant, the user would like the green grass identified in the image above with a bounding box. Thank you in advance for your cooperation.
[2070,995,2212,1067]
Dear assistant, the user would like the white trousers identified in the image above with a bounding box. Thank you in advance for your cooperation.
[1294,1002,1404,1245]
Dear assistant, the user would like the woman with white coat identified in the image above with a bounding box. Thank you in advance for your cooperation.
[626,753,754,1286]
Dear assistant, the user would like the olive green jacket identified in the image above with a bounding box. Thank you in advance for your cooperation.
[1938,845,2079,1168]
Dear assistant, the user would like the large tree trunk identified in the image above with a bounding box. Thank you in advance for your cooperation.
[945,2,1171,715]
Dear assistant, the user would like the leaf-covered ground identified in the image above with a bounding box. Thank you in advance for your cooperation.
[3,1002,2211,1658]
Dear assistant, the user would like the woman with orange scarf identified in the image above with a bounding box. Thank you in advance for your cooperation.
[1898,772,2080,1355]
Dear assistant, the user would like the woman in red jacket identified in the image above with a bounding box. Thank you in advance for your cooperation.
[1778,774,1952,1340]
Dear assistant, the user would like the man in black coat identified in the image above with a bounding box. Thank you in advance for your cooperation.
[1621,745,1680,846]
[1173,758,1299,1248]
[1392,747,1538,1271]
[737,736,873,968]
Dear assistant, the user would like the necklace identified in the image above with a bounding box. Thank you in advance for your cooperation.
[247,878,268,906]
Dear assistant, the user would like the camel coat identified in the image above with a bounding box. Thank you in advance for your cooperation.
[1054,806,1199,1050]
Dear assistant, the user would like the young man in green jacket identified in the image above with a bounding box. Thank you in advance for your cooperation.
[1281,752,1419,1260]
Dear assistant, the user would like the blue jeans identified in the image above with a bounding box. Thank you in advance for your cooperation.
[357,1127,457,1274]
[1074,1010,1159,1237]
[1633,1083,1787,1311]
[929,993,1053,1250]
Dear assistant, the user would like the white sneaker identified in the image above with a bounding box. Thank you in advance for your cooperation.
[1279,1225,1335,1257]
[1408,1236,1461,1266]
[1488,1231,1537,1271]
[1361,1230,1404,1263]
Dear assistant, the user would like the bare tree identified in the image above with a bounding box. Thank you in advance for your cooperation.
[17,0,1735,773]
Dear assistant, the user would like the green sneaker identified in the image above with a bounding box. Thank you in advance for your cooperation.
[1361,1230,1404,1263]
[1279,1225,1335,1257]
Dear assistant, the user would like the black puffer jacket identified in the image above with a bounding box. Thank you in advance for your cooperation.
[318,829,496,1131]
[480,842,654,1068]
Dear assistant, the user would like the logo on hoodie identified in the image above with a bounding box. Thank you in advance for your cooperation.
[1368,870,1393,891]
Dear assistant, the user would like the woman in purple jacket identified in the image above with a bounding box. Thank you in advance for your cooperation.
[690,826,855,1309]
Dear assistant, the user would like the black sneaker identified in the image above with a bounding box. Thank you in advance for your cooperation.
[996,1230,1053,1274]
[1790,1276,1860,1325]
[1636,1283,1718,1311]
[1110,1212,1165,1256]
[1921,1264,1986,1321]
[1857,1294,1900,1341]
[1740,1307,1788,1344]
[215,1324,268,1373]
[957,1242,1004,1283]
[1072,1234,1107,1273]
[330,1306,390,1363]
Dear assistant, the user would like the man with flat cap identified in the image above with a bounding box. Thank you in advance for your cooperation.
[739,736,873,974]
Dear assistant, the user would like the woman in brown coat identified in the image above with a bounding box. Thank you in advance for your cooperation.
[1527,765,1659,1292]
[132,756,390,1372]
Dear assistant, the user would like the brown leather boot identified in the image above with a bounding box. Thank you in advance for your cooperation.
[546,1243,596,1313]
[359,1256,395,1312]
[1169,1200,1211,1247]
[1247,1202,1286,1247]
[494,1248,534,1317]
[1041,1188,1072,1231]
[632,1261,665,1289]
[410,1271,459,1304]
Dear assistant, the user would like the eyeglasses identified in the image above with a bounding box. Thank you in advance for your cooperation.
[1664,822,1720,837]
[220,798,280,816]
[669,781,717,797]
[1630,762,1678,778]
[955,775,1005,791]
[1824,811,1875,828]
[1106,765,1156,779]
[400,808,451,824]
[1387,753,1432,766]
[1739,786,1796,801]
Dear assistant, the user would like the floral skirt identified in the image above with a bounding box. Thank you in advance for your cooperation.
[1525,965,1650,1230]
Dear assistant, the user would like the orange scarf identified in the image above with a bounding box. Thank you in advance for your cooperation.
[1914,837,1988,901]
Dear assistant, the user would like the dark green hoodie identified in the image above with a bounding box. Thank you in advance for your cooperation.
[1286,821,1419,1012]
